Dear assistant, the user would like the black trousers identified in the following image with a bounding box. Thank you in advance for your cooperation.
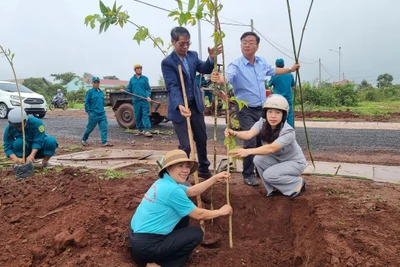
[172,100,210,173]
[129,216,204,267]
[237,105,263,179]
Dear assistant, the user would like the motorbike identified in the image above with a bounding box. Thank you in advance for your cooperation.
[49,97,68,110]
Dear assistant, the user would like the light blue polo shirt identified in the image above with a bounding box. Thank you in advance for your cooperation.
[130,174,196,235]
[226,56,275,107]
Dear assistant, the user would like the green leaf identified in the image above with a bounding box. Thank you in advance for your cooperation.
[119,19,124,28]
[99,1,109,14]
[179,12,185,25]
[188,0,195,11]
[90,20,96,29]
[112,1,117,12]
[11,53,15,61]
[168,10,180,17]
[104,20,111,32]
[99,22,105,33]
[153,37,165,47]
[176,0,183,11]
[117,5,123,12]
[84,15,94,25]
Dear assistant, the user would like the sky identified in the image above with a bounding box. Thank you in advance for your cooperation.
[1,0,399,86]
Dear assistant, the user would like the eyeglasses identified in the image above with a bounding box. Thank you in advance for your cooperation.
[177,41,192,48]
[241,41,257,46]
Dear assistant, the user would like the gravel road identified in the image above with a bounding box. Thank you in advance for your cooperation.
[1,113,398,156]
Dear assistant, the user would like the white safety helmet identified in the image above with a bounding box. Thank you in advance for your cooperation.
[262,94,289,113]
[8,109,27,128]
[57,89,62,92]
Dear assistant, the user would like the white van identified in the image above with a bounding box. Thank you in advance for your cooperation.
[0,81,47,119]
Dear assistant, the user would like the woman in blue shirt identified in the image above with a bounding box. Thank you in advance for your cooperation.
[129,149,232,267]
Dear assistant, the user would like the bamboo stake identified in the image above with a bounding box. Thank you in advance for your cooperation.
[0,46,27,166]
[285,0,315,167]
[211,0,233,248]
[178,65,205,233]
[210,1,220,226]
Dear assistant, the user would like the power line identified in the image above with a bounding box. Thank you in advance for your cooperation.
[253,28,317,64]
[321,64,337,78]
[131,0,318,64]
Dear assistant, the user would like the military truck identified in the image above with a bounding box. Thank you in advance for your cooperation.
[104,86,168,129]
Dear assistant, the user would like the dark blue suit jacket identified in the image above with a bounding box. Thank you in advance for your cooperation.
[161,50,214,123]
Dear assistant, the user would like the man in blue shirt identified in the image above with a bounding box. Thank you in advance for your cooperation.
[120,64,153,137]
[268,58,296,127]
[211,32,299,186]
[81,77,112,147]
[3,109,58,168]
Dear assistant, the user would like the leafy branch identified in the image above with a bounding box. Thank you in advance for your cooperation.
[84,1,168,56]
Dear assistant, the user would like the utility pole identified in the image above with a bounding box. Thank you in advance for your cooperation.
[319,58,321,86]
[339,46,341,81]
[197,0,202,59]
[250,19,254,32]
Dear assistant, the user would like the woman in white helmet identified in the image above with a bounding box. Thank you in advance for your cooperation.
[225,94,306,198]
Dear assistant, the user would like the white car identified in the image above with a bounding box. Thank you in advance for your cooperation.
[0,81,47,119]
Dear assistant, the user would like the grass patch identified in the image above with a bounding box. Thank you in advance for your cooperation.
[327,188,356,198]
[99,169,130,180]
[295,100,400,116]
[310,117,335,121]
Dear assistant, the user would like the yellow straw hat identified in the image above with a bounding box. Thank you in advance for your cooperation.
[133,63,142,70]
[158,149,198,178]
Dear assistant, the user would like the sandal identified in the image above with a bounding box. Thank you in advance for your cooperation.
[135,131,144,136]
[42,162,54,169]
[290,179,306,199]
[81,140,89,146]
[244,177,259,187]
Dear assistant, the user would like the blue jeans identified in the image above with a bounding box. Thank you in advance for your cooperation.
[82,112,108,144]
[134,100,151,132]
[12,136,58,158]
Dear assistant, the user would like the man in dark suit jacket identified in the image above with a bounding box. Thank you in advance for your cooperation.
[161,26,219,179]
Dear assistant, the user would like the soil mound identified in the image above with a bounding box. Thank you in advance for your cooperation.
[1,167,399,266]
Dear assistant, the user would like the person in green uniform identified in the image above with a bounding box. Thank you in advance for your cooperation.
[268,58,296,127]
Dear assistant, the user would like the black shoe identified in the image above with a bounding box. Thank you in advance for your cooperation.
[244,177,259,187]
[290,179,306,199]
[267,189,282,197]
[198,170,212,179]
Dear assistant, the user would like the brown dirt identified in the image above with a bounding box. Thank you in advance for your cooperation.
[1,109,399,266]
[1,166,400,267]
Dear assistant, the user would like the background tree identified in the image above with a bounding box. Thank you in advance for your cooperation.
[157,75,165,86]
[22,78,48,94]
[22,78,63,101]
[359,79,372,89]
[376,73,393,88]
[51,72,77,85]
[103,75,119,80]
[83,72,94,79]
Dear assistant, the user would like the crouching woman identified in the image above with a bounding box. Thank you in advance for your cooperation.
[226,94,306,199]
[129,149,233,267]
